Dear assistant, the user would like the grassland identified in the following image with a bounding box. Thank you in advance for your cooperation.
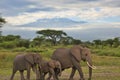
[0,46,120,80]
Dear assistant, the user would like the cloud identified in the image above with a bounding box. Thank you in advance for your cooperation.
[1,0,120,41]
[3,22,120,31]
[26,0,120,8]
[5,7,120,25]
[5,10,77,25]
[1,0,120,16]
[1,0,120,25]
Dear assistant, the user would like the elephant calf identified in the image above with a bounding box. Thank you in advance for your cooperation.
[40,59,62,80]
[10,53,42,80]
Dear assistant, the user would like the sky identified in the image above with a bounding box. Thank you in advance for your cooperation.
[0,0,120,41]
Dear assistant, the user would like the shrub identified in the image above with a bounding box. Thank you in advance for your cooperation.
[92,48,120,57]
[0,41,17,49]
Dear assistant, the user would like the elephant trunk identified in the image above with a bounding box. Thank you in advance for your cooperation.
[58,64,62,76]
[86,58,96,80]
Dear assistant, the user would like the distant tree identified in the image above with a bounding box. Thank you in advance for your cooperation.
[31,36,45,47]
[60,36,73,45]
[106,39,113,47]
[36,29,67,45]
[0,15,6,36]
[0,35,30,48]
[83,41,93,47]
[101,40,107,48]
[113,37,120,47]
[93,39,102,48]
[72,39,82,45]
[4,35,20,41]
[0,35,20,43]
[17,39,30,48]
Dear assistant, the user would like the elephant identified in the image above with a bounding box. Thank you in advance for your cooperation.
[51,45,96,80]
[10,53,42,80]
[40,59,62,80]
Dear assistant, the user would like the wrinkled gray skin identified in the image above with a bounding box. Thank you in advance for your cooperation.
[40,60,61,80]
[51,45,93,80]
[10,53,42,80]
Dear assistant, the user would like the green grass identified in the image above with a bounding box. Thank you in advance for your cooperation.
[0,46,120,80]
[92,47,120,57]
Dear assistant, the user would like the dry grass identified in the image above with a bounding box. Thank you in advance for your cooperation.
[0,50,120,80]
[2,66,120,80]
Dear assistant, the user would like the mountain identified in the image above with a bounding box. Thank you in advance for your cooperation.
[20,18,87,27]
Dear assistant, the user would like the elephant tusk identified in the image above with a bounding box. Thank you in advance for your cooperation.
[87,62,96,69]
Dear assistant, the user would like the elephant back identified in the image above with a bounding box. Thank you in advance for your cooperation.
[41,60,49,73]
[51,48,73,69]
[14,54,27,70]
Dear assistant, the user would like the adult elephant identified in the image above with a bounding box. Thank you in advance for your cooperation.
[51,45,96,80]
[10,53,42,80]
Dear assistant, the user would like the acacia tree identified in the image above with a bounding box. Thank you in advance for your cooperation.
[36,29,67,45]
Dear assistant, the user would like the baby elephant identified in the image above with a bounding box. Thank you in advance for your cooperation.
[10,53,42,80]
[40,60,62,80]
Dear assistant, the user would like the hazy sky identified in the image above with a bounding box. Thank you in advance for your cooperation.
[0,0,120,41]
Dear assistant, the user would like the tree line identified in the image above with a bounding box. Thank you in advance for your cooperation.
[92,37,120,48]
[0,29,120,49]
[0,29,82,49]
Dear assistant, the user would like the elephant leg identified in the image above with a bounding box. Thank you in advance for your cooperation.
[49,68,57,80]
[20,70,25,80]
[38,73,45,80]
[76,64,85,80]
[69,67,76,80]
[55,68,60,80]
[43,73,46,80]
[71,57,85,80]
[47,72,52,80]
[32,66,39,80]
[55,72,59,80]
[26,67,31,80]
[10,69,17,80]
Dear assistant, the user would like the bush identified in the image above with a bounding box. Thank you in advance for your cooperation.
[0,41,17,49]
[92,47,120,57]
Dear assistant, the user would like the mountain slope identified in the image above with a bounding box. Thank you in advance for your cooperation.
[20,18,87,27]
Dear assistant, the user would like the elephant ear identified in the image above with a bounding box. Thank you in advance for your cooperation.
[33,53,41,64]
[48,60,56,68]
[24,53,34,65]
[70,46,82,62]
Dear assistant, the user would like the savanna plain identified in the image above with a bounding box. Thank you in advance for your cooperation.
[0,45,120,80]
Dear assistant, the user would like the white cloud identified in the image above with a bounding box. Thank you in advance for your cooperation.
[5,7,120,25]
[5,10,78,25]
[3,22,120,32]
[27,5,37,9]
